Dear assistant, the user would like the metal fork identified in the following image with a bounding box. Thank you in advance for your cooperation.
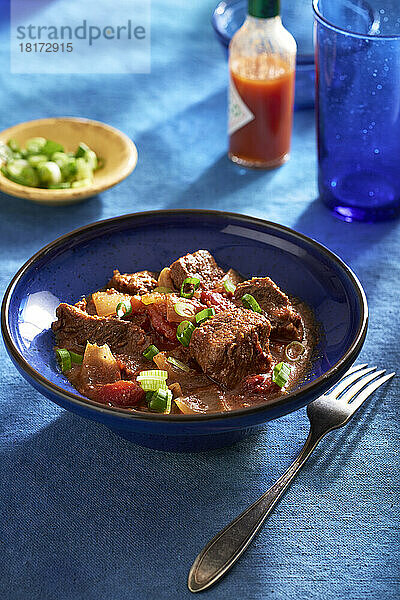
[188,364,395,593]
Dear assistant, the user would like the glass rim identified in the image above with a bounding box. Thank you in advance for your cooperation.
[313,0,400,41]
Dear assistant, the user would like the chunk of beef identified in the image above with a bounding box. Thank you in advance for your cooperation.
[233,277,303,340]
[52,303,148,358]
[189,308,272,388]
[74,298,87,311]
[169,250,225,291]
[107,270,158,295]
[74,295,98,315]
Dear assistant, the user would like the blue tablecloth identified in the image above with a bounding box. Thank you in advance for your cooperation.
[1,2,399,599]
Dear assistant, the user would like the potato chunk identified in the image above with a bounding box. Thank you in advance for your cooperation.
[80,342,121,386]
[92,291,131,317]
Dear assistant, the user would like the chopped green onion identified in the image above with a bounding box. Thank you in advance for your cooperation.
[75,142,90,158]
[71,178,92,189]
[241,293,262,314]
[51,152,70,168]
[56,348,72,372]
[0,142,13,164]
[180,277,200,299]
[6,158,28,178]
[143,345,160,361]
[138,369,168,379]
[137,369,168,392]
[137,379,168,392]
[75,157,93,182]
[167,356,190,372]
[1,139,102,190]
[147,388,172,413]
[7,138,20,153]
[21,166,39,187]
[48,182,72,189]
[176,320,195,347]
[195,307,216,325]
[153,286,173,294]
[25,137,46,155]
[272,362,291,388]
[27,154,48,168]
[174,302,195,318]
[60,158,78,179]
[38,161,62,185]
[42,139,64,156]
[116,300,132,318]
[85,149,98,171]
[285,341,306,362]
[145,390,154,404]
[6,161,39,187]
[70,351,83,364]
[223,278,236,294]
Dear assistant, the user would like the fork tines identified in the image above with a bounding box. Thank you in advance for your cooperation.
[330,364,395,410]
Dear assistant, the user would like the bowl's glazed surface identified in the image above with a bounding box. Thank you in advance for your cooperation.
[1,210,368,451]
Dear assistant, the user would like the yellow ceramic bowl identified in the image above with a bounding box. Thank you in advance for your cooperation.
[0,117,138,206]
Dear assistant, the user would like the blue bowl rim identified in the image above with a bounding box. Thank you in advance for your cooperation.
[1,209,368,423]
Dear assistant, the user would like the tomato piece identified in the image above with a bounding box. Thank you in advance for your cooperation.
[147,303,178,341]
[241,373,279,395]
[94,380,145,407]
[130,296,146,314]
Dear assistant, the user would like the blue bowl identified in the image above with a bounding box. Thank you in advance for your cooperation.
[1,210,367,451]
[212,0,316,110]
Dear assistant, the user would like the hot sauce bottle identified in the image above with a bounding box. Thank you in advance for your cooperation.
[228,0,297,169]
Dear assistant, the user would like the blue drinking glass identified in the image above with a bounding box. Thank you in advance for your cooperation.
[314,0,400,222]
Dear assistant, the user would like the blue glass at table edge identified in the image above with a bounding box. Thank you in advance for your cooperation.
[314,0,400,222]
[1,210,367,452]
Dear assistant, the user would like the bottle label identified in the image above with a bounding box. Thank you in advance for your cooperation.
[228,78,255,135]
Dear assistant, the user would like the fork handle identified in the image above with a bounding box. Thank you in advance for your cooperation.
[188,427,324,593]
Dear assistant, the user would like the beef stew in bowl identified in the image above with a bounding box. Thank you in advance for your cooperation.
[52,249,319,415]
[2,210,368,451]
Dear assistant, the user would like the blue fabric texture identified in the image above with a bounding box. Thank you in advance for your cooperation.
[0,1,399,599]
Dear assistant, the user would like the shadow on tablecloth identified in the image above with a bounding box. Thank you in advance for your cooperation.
[1,378,390,600]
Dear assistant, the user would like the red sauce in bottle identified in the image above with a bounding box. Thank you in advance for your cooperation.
[229,55,295,169]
